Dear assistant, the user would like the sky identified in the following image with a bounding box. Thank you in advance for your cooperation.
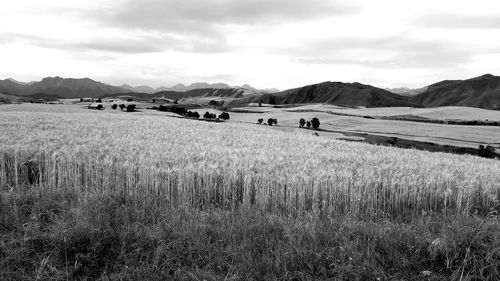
[1,0,500,90]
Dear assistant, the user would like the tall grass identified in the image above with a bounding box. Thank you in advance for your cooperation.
[1,109,499,219]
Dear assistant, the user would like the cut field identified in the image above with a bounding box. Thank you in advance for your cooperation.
[226,105,500,148]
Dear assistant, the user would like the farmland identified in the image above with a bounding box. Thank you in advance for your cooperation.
[1,103,500,280]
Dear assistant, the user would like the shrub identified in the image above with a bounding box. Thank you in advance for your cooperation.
[126,104,136,112]
[203,112,216,119]
[172,107,187,115]
[219,112,230,120]
[478,145,496,158]
[299,118,305,128]
[311,118,320,130]
[257,118,263,124]
[186,111,200,118]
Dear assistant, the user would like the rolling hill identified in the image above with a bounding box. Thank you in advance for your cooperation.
[411,74,500,109]
[246,81,421,108]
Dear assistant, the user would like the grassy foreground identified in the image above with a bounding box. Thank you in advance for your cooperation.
[1,186,500,280]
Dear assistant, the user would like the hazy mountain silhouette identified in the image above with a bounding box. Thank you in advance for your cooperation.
[385,86,427,96]
[15,77,132,98]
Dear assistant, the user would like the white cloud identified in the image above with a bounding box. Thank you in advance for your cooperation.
[1,0,500,89]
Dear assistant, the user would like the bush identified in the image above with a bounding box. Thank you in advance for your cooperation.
[478,145,496,158]
[126,104,136,112]
[172,107,187,115]
[219,112,230,120]
[186,111,200,118]
[299,118,305,128]
[203,112,216,119]
[311,118,320,130]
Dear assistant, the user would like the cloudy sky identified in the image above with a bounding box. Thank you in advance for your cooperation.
[1,0,499,90]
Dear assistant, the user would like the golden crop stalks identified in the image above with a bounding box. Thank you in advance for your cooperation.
[1,108,499,220]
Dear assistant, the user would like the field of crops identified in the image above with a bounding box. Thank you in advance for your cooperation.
[1,104,499,218]
[2,104,500,280]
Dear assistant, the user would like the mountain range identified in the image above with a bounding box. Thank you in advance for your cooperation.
[1,74,500,110]
[120,82,279,93]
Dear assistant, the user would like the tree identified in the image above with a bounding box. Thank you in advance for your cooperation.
[219,112,230,120]
[96,98,102,103]
[204,112,211,119]
[119,104,126,111]
[311,118,320,130]
[126,104,136,112]
[268,118,274,126]
[258,102,262,107]
[193,111,200,118]
[127,98,133,102]
[111,104,118,110]
[174,100,178,104]
[299,118,306,128]
[80,98,83,102]
[273,119,278,125]
[478,144,496,158]
[257,118,263,124]
[152,99,156,103]
[306,121,311,128]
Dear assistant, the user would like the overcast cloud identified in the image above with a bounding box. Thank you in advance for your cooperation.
[1,0,499,89]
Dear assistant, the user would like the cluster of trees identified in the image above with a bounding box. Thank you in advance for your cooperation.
[112,104,135,112]
[186,111,200,118]
[478,144,496,158]
[299,118,320,130]
[204,112,230,120]
[204,112,217,119]
[156,106,230,121]
[170,107,188,115]
[257,118,278,126]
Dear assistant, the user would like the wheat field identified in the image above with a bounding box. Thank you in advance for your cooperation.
[1,105,499,219]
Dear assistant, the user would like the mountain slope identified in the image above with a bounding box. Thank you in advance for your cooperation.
[0,79,28,94]
[411,74,500,109]
[249,81,421,107]
[19,77,131,98]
